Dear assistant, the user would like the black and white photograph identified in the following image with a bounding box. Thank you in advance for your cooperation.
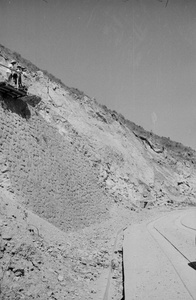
[0,1,196,299]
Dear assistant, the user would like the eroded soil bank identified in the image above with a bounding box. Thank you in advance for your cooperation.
[0,45,196,300]
[0,188,188,300]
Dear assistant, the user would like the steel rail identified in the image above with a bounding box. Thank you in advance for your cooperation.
[102,226,127,300]
[147,212,195,300]
[153,223,191,262]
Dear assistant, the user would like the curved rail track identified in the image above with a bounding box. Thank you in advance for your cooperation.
[147,210,196,300]
[123,209,196,300]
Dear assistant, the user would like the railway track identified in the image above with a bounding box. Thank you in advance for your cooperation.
[147,210,196,300]
[123,209,196,300]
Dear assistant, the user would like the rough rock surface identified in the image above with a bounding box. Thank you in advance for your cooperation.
[0,44,196,299]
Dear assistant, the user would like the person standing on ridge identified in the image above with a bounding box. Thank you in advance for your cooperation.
[16,64,23,88]
[7,60,17,85]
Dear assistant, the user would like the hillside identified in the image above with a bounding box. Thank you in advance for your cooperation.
[0,44,196,300]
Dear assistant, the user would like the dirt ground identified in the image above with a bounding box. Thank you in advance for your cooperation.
[0,186,185,300]
[123,208,196,300]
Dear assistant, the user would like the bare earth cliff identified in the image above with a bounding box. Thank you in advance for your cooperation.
[0,45,196,299]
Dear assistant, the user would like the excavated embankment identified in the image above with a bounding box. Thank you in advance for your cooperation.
[0,95,111,232]
[0,45,196,299]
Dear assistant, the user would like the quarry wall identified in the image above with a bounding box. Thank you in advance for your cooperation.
[1,49,196,236]
[0,95,111,232]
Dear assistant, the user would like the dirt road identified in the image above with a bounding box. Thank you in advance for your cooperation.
[123,208,196,300]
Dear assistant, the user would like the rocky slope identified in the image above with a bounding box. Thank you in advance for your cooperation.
[0,44,196,299]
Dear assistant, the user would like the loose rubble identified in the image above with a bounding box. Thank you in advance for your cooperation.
[0,44,196,299]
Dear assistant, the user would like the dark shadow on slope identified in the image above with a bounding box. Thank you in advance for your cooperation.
[0,94,31,119]
[188,261,196,271]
